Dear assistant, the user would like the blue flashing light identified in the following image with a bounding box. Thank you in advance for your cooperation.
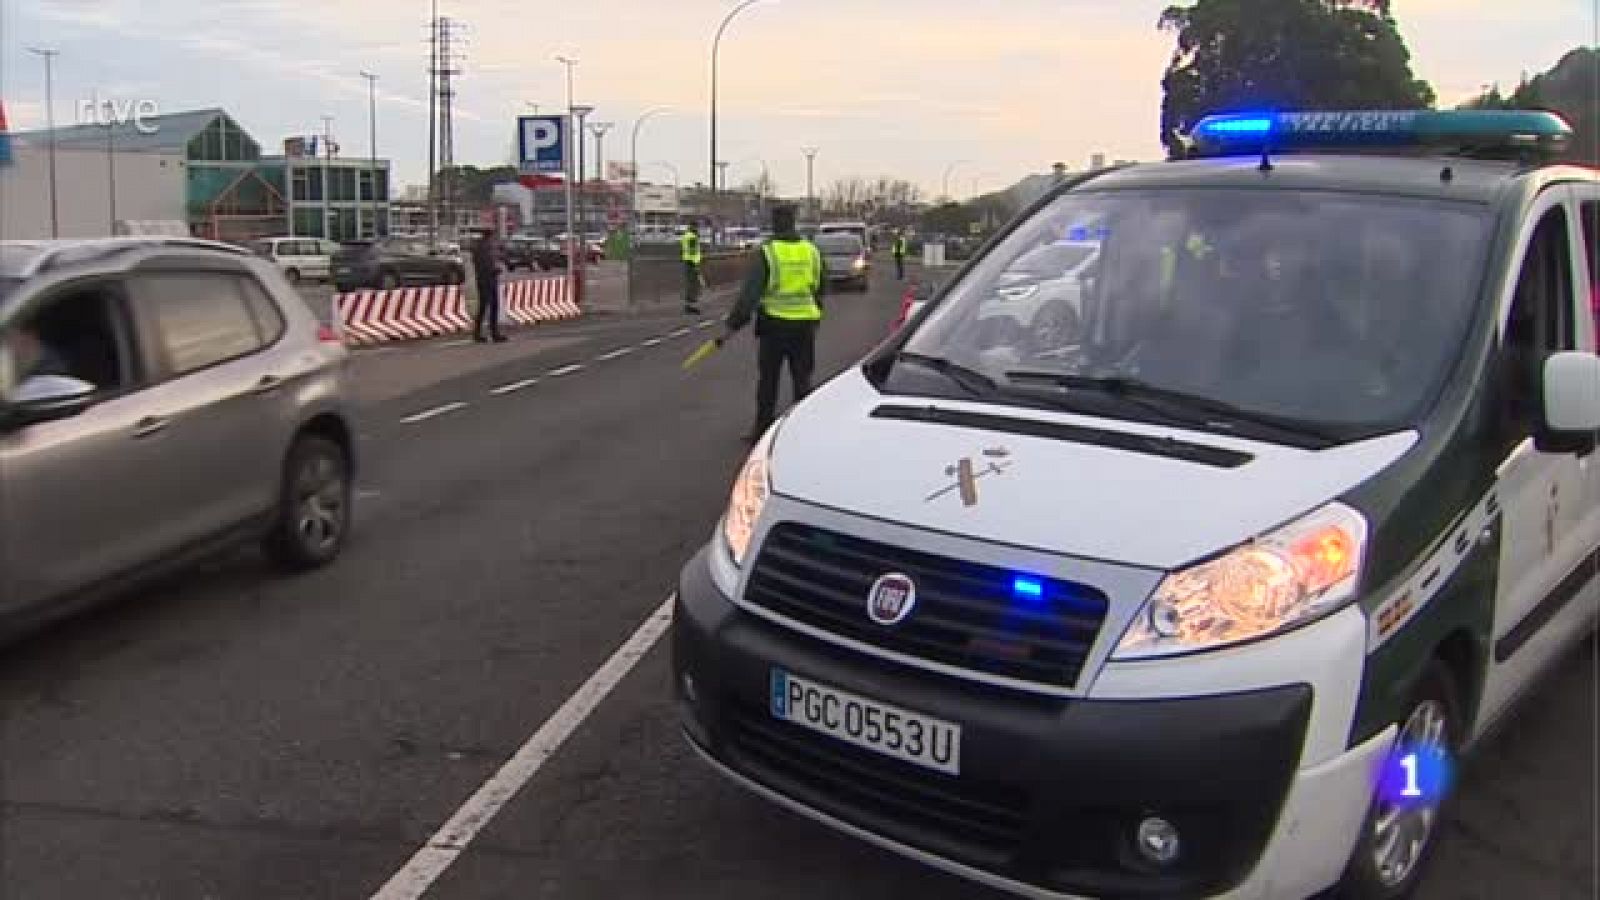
[1203,116,1273,135]
[1187,109,1573,158]
[1012,576,1044,599]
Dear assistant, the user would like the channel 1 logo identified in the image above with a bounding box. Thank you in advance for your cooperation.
[519,116,566,174]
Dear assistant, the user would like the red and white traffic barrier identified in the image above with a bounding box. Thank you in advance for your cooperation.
[502,278,580,325]
[332,276,576,346]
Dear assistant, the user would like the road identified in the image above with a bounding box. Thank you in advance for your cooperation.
[0,269,1594,900]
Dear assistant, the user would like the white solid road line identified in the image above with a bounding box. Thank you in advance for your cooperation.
[399,402,469,424]
[490,378,539,396]
[547,363,584,377]
[596,347,634,361]
[369,595,677,900]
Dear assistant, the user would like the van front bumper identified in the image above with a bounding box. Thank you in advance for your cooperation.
[673,545,1386,899]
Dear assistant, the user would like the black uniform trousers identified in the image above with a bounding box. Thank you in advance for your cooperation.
[474,276,503,338]
[683,262,702,307]
[754,314,818,435]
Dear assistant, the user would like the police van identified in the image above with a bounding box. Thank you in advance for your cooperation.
[672,110,1598,900]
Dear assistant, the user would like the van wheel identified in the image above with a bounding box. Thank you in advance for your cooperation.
[1335,660,1460,900]
[264,435,351,571]
[284,267,302,285]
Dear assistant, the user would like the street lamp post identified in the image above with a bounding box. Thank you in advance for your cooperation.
[802,146,818,226]
[710,0,773,239]
[628,108,670,308]
[360,71,379,239]
[26,46,60,238]
[102,100,117,234]
[556,56,580,299]
[629,109,671,233]
[941,159,971,202]
[589,121,613,182]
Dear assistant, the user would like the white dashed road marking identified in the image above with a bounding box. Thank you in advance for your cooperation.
[642,338,664,347]
[596,347,634,361]
[399,402,469,424]
[490,378,539,396]
[547,363,584,377]
[668,327,693,337]
[369,594,676,900]
[697,320,717,329]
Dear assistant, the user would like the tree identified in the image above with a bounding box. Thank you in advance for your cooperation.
[920,202,977,237]
[823,177,871,218]
[1462,47,1597,164]
[437,165,519,209]
[1157,0,1435,154]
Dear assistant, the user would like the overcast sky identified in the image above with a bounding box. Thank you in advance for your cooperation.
[1,0,1591,198]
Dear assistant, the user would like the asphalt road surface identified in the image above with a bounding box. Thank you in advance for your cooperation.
[1,269,1594,900]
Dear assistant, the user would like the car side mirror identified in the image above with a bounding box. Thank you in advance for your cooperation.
[1536,351,1600,454]
[4,374,97,429]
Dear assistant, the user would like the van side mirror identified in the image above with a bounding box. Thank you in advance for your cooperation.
[3,374,98,429]
[1535,351,1600,454]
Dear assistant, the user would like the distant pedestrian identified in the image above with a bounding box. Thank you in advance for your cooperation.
[681,220,704,315]
[719,204,826,443]
[892,230,909,280]
[472,228,507,343]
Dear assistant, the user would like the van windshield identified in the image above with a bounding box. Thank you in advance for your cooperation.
[897,188,1493,438]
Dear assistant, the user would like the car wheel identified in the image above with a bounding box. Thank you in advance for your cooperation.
[284,267,302,285]
[264,435,351,571]
[1335,660,1460,900]
[379,269,400,290]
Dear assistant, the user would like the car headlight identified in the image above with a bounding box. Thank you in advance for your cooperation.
[853,258,867,270]
[720,426,776,566]
[1113,503,1367,660]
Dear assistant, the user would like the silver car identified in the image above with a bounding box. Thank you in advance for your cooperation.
[0,238,357,633]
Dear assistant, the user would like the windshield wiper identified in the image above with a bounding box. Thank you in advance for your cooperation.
[896,352,1001,399]
[1002,371,1340,445]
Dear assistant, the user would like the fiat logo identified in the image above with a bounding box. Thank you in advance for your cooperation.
[867,572,917,626]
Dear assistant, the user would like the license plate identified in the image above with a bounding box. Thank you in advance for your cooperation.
[770,669,961,775]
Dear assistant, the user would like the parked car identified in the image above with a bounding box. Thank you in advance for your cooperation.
[814,232,871,291]
[248,236,337,284]
[502,235,548,271]
[331,238,465,292]
[0,236,357,637]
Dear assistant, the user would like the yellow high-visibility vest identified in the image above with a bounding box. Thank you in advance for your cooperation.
[680,231,702,265]
[760,239,823,321]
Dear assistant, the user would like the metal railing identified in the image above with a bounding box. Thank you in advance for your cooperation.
[627,244,753,307]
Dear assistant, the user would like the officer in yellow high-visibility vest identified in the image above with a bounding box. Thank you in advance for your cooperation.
[681,220,705,314]
[721,204,827,443]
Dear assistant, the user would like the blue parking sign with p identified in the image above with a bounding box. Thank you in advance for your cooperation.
[519,115,566,174]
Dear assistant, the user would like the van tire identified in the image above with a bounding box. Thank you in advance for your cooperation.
[1334,660,1460,900]
[264,435,351,571]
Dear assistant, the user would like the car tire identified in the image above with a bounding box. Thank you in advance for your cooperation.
[284,267,302,285]
[379,269,400,290]
[264,435,352,571]
[1334,660,1460,900]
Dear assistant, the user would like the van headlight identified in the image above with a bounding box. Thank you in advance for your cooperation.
[1113,503,1367,660]
[720,426,776,566]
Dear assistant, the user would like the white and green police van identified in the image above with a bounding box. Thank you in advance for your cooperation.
[673,110,1599,900]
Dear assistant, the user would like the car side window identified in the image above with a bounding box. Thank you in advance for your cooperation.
[1581,200,1598,344]
[237,277,286,346]
[2,281,138,399]
[1501,204,1577,441]
[133,272,267,378]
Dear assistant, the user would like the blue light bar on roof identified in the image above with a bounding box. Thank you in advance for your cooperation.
[1189,109,1572,156]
